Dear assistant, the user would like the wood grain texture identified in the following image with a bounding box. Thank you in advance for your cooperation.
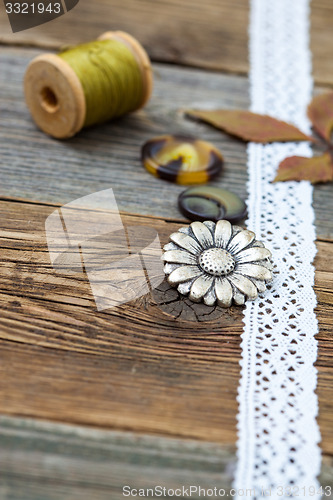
[0,416,235,500]
[0,6,332,488]
[0,0,250,74]
[1,46,333,239]
[0,199,332,456]
[0,416,332,499]
[0,0,333,85]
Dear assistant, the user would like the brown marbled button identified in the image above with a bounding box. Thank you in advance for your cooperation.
[141,135,223,184]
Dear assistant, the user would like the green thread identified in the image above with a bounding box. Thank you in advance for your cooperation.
[59,39,143,127]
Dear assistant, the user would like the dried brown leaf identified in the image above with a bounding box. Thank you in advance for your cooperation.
[307,92,333,142]
[185,109,313,143]
[273,153,333,184]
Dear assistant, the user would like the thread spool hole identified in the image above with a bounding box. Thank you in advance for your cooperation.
[40,87,59,113]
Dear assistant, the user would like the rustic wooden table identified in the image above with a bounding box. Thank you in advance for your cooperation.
[0,1,332,498]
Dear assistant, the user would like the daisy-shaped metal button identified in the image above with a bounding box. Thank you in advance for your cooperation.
[163,220,273,307]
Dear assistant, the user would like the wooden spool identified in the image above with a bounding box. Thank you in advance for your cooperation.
[24,31,153,139]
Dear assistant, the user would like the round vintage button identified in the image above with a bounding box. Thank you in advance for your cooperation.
[141,135,223,184]
[163,220,273,307]
[178,185,247,223]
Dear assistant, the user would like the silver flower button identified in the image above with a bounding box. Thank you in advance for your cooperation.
[199,248,235,276]
[163,220,273,307]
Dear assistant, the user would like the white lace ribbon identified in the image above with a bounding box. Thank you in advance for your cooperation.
[234,1,321,497]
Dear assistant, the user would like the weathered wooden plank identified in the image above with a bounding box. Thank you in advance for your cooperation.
[0,46,333,239]
[0,416,332,499]
[0,1,332,85]
[311,0,333,86]
[0,200,244,446]
[0,0,250,73]
[0,416,235,500]
[0,199,332,456]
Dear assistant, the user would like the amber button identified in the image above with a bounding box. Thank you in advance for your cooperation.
[141,135,223,184]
